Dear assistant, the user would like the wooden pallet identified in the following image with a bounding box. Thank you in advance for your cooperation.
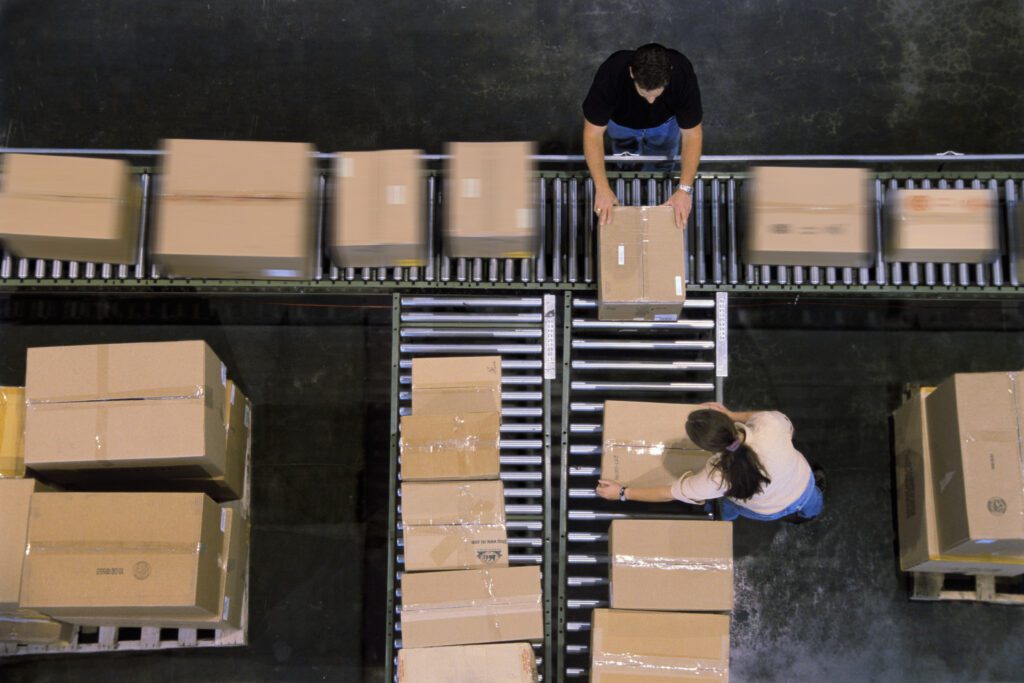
[911,572,1024,606]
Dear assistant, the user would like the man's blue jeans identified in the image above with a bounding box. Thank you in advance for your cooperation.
[718,472,824,522]
[607,117,680,172]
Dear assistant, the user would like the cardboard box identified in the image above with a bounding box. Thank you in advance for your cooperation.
[610,520,733,611]
[926,373,1024,556]
[0,387,25,478]
[887,189,999,263]
[20,492,224,622]
[400,411,501,481]
[591,609,729,681]
[401,480,508,572]
[398,642,537,682]
[598,206,685,322]
[330,149,425,267]
[602,401,711,488]
[400,566,542,648]
[893,387,1024,575]
[0,479,51,611]
[411,356,502,416]
[0,613,73,645]
[24,341,229,482]
[446,142,537,258]
[0,153,139,264]
[154,138,316,280]
[746,166,872,267]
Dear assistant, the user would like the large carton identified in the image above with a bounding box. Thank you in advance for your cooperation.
[926,373,1024,556]
[0,153,138,264]
[446,142,537,258]
[400,411,501,481]
[590,609,730,681]
[0,386,25,478]
[24,341,229,482]
[0,479,51,611]
[887,189,999,263]
[398,643,538,682]
[154,138,316,280]
[746,166,872,267]
[610,520,733,611]
[598,206,685,322]
[20,492,224,622]
[401,480,508,572]
[400,566,543,648]
[331,149,425,267]
[893,387,1024,575]
[0,613,73,645]
[411,356,502,416]
[601,401,711,488]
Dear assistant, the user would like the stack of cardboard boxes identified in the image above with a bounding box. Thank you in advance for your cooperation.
[397,356,541,681]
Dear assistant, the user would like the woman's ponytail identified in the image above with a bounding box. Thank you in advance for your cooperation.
[685,409,771,501]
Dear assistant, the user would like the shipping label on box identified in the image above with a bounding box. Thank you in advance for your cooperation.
[411,356,502,416]
[398,642,538,683]
[0,387,25,478]
[602,401,712,488]
[887,189,999,264]
[400,411,501,480]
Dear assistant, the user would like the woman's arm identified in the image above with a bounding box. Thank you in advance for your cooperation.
[595,479,675,502]
[700,402,756,423]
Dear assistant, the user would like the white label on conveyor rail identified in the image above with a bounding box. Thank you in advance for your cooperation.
[543,294,556,380]
[675,275,683,296]
[617,245,625,266]
[220,509,228,532]
[338,156,353,177]
[715,292,729,378]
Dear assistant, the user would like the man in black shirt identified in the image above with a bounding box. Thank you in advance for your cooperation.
[582,43,703,227]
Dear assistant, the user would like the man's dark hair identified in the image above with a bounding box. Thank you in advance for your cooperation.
[630,43,672,90]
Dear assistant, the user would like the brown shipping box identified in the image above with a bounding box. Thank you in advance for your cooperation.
[590,609,730,682]
[401,480,508,572]
[598,206,685,322]
[446,142,537,258]
[893,388,1024,575]
[400,566,543,648]
[400,411,501,481]
[602,401,711,488]
[20,492,223,621]
[0,613,73,645]
[24,341,229,482]
[610,519,733,611]
[331,149,425,267]
[154,139,316,280]
[1,386,25,478]
[0,479,52,611]
[411,356,502,416]
[0,153,139,264]
[398,643,538,683]
[926,372,1024,556]
[746,166,872,267]
[887,189,999,263]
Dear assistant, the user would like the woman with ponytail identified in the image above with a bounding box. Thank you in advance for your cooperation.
[596,403,825,523]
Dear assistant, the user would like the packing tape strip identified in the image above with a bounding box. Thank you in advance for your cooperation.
[0,191,127,202]
[1009,373,1024,530]
[401,594,542,615]
[0,387,25,477]
[591,652,728,678]
[417,524,508,566]
[26,540,206,555]
[612,554,733,572]
[160,192,307,202]
[757,201,863,213]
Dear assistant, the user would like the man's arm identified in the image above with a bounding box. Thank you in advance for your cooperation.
[583,119,619,226]
[663,123,703,228]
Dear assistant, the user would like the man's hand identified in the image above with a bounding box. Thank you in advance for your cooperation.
[594,185,619,226]
[663,188,693,229]
[596,479,624,501]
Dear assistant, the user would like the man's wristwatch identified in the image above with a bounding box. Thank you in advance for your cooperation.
[619,486,628,502]
[678,183,694,195]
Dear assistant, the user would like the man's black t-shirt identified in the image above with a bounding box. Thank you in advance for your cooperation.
[582,49,702,130]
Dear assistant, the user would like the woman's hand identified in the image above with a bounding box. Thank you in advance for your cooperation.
[596,479,624,501]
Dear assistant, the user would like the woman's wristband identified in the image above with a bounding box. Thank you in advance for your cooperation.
[619,486,628,502]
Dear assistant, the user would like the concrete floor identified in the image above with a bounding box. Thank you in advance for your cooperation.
[1,293,1023,682]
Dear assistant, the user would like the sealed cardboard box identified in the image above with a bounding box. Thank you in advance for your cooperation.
[602,401,711,488]
[610,519,733,611]
[887,189,999,263]
[398,642,538,682]
[401,480,508,571]
[745,166,872,267]
[0,479,51,611]
[893,387,1024,575]
[411,356,502,416]
[1,386,25,478]
[926,372,1024,556]
[598,206,685,322]
[400,411,500,481]
[400,566,542,648]
[590,609,730,681]
[154,138,316,280]
[0,153,138,264]
[24,341,229,481]
[0,613,73,645]
[20,492,224,622]
[331,149,425,267]
[446,142,537,258]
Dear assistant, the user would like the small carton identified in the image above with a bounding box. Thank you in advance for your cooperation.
[0,613,73,645]
[601,401,711,488]
[609,520,733,611]
[0,479,52,611]
[0,153,139,264]
[0,387,25,478]
[400,566,543,648]
[410,356,502,416]
[398,643,538,682]
[330,149,425,267]
[887,189,999,263]
[400,412,500,481]
[401,480,508,571]
[598,206,685,321]
[745,166,872,267]
[590,609,730,681]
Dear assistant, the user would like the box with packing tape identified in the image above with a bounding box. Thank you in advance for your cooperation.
[1,479,54,612]
[886,189,999,264]
[398,642,538,682]
[399,411,500,481]
[410,355,502,416]
[401,480,508,572]
[601,401,711,488]
[598,206,685,322]
[0,613,73,645]
[0,386,25,479]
